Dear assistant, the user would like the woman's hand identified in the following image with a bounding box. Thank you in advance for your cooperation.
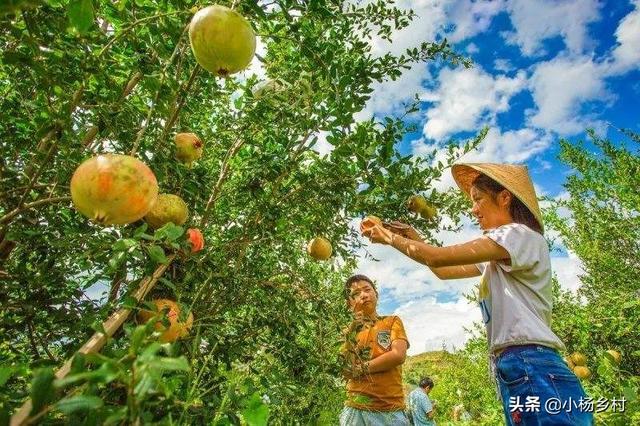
[384,221,423,241]
[362,224,395,245]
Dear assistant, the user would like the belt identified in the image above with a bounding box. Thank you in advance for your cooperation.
[493,344,554,359]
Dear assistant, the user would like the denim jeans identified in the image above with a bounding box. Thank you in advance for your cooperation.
[339,406,410,426]
[495,344,594,425]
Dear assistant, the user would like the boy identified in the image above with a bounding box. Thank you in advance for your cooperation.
[340,274,410,426]
[408,377,436,425]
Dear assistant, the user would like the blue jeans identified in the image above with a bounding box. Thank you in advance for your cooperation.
[495,345,594,425]
[339,406,410,426]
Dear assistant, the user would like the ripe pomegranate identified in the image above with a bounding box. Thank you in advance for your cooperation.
[145,194,189,229]
[189,5,256,76]
[70,154,158,225]
[175,133,203,165]
[307,237,332,260]
[360,215,382,234]
[573,366,591,380]
[569,351,587,366]
[137,299,194,343]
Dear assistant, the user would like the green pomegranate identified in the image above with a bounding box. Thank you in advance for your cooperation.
[144,194,189,229]
[407,195,437,220]
[175,133,203,165]
[189,5,256,76]
[307,237,332,260]
[71,154,158,225]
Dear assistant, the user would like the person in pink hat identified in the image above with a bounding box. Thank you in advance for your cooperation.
[362,163,593,426]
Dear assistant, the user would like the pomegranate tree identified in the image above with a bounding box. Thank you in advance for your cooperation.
[70,154,158,225]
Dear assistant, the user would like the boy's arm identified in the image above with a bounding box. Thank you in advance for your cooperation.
[364,338,408,374]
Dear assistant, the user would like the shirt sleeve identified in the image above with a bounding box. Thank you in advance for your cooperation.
[422,395,433,413]
[390,316,410,349]
[484,224,541,272]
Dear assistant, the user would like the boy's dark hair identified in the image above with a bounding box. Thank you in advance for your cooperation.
[344,274,377,300]
[419,377,434,389]
[472,173,543,235]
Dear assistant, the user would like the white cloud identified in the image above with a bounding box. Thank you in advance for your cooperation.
[608,0,640,74]
[310,131,334,156]
[413,126,552,191]
[526,55,611,135]
[368,0,451,57]
[421,67,527,140]
[465,42,480,54]
[395,296,482,355]
[356,62,431,121]
[551,252,585,293]
[493,58,514,73]
[503,0,601,57]
[447,0,506,43]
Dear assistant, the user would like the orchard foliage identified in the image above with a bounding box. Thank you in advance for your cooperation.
[0,0,478,423]
[546,129,640,425]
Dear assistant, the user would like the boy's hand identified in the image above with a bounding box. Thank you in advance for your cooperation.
[342,361,369,379]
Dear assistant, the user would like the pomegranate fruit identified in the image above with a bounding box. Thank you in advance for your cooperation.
[189,5,256,76]
[175,133,203,165]
[573,365,591,380]
[137,299,194,343]
[70,154,158,225]
[605,349,621,365]
[307,237,332,260]
[145,194,189,229]
[360,215,382,234]
[407,195,437,220]
[569,351,587,366]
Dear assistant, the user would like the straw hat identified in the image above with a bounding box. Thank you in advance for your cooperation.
[451,163,544,232]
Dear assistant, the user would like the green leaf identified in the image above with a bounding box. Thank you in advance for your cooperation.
[68,0,94,33]
[148,356,190,372]
[241,392,270,426]
[107,252,126,272]
[154,223,184,242]
[130,324,148,353]
[113,238,138,252]
[0,366,14,387]
[70,353,86,375]
[623,385,638,402]
[147,245,168,264]
[56,395,103,414]
[133,222,148,238]
[30,368,56,414]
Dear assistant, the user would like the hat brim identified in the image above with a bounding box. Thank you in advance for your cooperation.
[450,163,545,232]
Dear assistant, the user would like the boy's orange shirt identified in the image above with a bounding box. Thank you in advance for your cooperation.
[345,315,409,411]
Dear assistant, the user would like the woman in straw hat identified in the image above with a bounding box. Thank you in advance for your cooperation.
[362,163,593,426]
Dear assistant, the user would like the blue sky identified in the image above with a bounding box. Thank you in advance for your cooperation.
[335,0,640,355]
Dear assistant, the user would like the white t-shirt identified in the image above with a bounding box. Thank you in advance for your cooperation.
[476,223,565,352]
